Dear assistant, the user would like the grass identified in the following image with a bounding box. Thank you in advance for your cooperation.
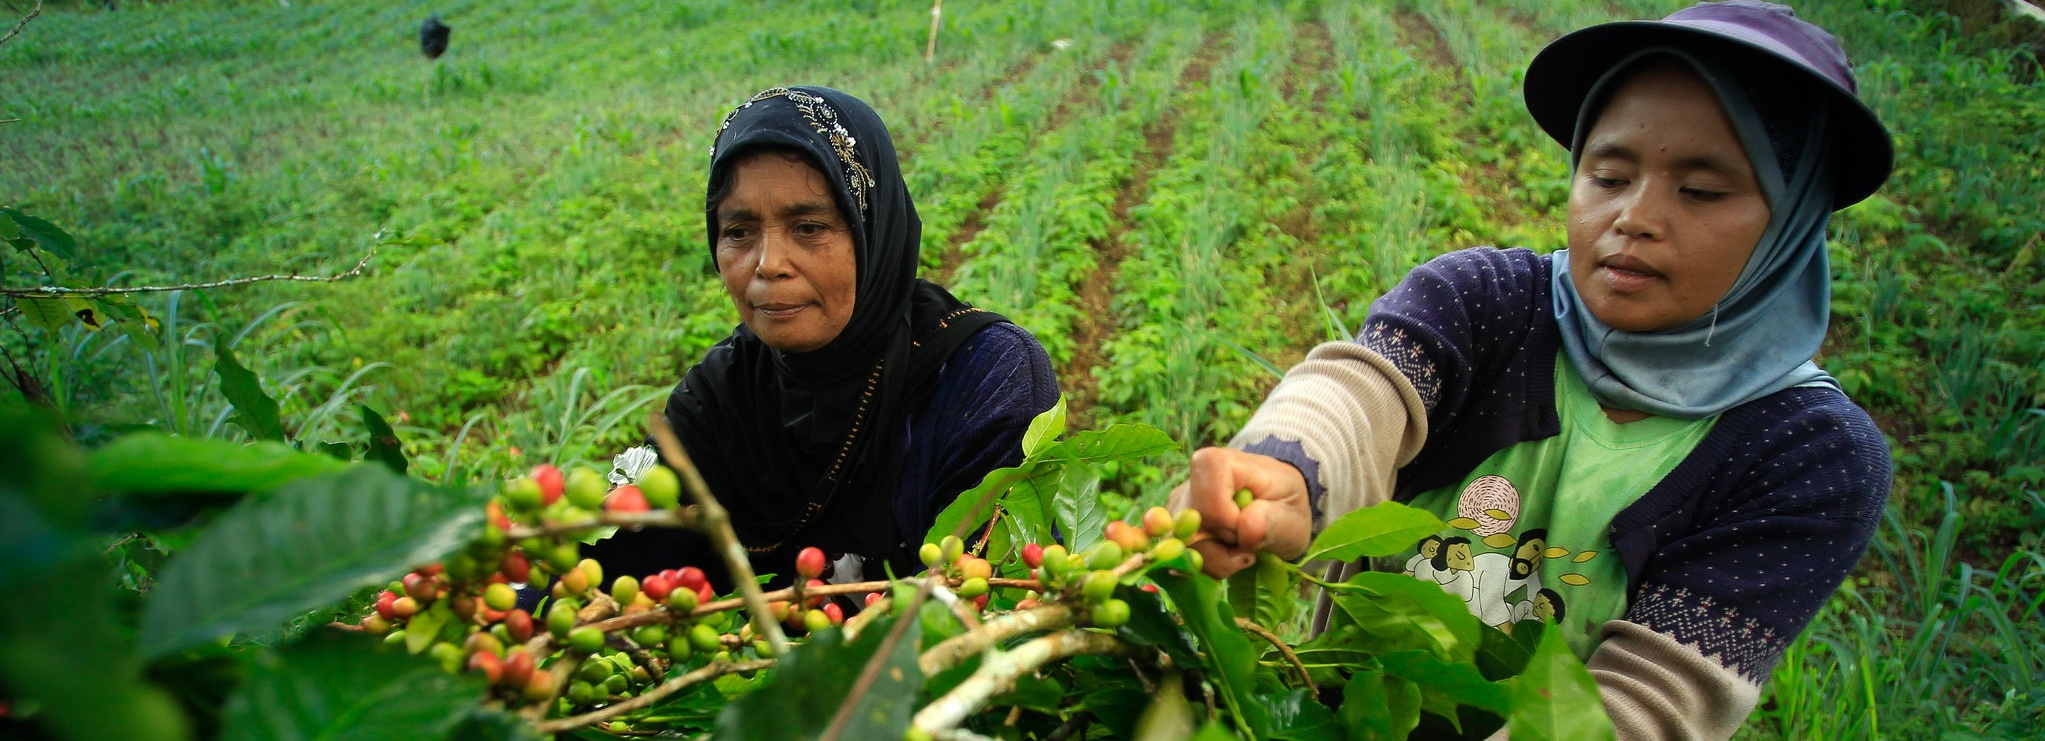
[3,0,2042,735]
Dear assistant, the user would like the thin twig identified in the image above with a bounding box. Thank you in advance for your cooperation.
[0,246,376,298]
[533,658,776,734]
[1235,617,1313,689]
[1041,710,1093,741]
[924,0,942,63]
[0,0,39,48]
[918,604,1077,676]
[910,631,1148,735]
[504,508,698,541]
[646,412,788,656]
[817,573,941,741]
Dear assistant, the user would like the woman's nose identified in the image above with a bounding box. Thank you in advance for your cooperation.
[1612,187,1668,241]
[754,229,797,278]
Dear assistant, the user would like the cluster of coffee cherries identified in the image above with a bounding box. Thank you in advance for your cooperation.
[1013,506,1202,628]
[350,462,743,713]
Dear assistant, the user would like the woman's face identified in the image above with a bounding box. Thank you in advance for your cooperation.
[714,152,858,353]
[1567,62,1772,333]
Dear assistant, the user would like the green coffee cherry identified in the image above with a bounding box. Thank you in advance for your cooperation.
[610,575,640,607]
[666,587,699,614]
[958,577,989,599]
[565,467,608,510]
[1082,570,1117,603]
[1234,488,1255,509]
[632,625,668,647]
[1094,598,1131,628]
[638,465,681,510]
[484,582,518,611]
[940,535,965,564]
[689,623,722,653]
[1173,509,1202,540]
[1151,537,1185,564]
[568,626,605,654]
[1040,545,1069,576]
[919,542,944,568]
[547,603,577,638]
[503,478,544,512]
[1089,542,1123,569]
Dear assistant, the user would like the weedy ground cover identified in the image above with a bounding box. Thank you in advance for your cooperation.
[3,0,2041,737]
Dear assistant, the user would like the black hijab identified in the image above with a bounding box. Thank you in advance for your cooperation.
[667,86,1004,578]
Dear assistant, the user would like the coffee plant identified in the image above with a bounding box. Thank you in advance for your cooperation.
[0,394,1613,741]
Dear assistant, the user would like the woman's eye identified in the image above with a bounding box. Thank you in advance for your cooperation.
[721,226,752,242]
[1588,175,1626,189]
[1682,187,1728,202]
[795,222,828,237]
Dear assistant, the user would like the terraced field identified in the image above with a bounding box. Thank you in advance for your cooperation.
[4,0,2042,736]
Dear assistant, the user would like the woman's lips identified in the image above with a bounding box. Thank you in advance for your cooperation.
[1597,255,1663,293]
[754,302,809,319]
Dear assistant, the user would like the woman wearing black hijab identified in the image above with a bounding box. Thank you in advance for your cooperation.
[589,87,1058,590]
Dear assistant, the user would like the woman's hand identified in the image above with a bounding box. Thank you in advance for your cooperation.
[1167,447,1313,579]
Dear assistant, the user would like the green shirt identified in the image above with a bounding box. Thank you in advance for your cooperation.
[1386,359,1719,658]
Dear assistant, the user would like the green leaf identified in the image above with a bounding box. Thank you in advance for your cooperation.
[714,615,924,740]
[1151,569,1268,737]
[361,404,407,474]
[1083,686,1153,740]
[1265,688,1343,741]
[219,632,484,741]
[1339,667,1397,741]
[1226,552,1297,631]
[1134,672,1196,740]
[140,465,490,658]
[1036,422,1178,466]
[1379,650,1511,714]
[91,434,347,496]
[1506,628,1614,741]
[1116,587,1202,666]
[17,296,80,333]
[1305,501,1444,563]
[1051,462,1107,553]
[925,465,1028,547]
[451,707,547,741]
[214,336,285,442]
[1473,622,1535,681]
[97,297,162,351]
[0,496,194,741]
[1325,571,1482,664]
[1020,394,1067,456]
[2,207,79,261]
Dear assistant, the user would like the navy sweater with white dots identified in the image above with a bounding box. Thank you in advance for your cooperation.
[1264,246,1891,683]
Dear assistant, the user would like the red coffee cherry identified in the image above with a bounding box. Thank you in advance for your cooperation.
[642,574,674,602]
[795,547,828,580]
[1021,543,1045,569]
[607,486,649,513]
[530,465,565,505]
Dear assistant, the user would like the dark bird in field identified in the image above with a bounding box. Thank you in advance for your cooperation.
[420,14,451,59]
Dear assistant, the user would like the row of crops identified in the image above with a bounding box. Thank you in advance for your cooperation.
[3,1,2042,733]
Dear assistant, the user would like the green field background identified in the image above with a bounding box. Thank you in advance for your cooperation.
[4,0,2041,736]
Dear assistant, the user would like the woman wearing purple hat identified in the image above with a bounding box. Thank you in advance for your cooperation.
[1171,2,1893,737]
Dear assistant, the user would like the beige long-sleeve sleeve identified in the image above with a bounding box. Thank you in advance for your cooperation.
[1227,340,1430,524]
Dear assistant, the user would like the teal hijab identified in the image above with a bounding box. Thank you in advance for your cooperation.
[1550,47,1840,419]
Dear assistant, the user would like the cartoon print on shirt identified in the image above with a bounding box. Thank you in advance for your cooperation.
[1433,536,1476,600]
[1404,535,1445,583]
[1405,475,1597,629]
[1448,474,1519,536]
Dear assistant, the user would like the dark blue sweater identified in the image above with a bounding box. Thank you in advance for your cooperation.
[1255,247,1890,682]
[584,321,1057,590]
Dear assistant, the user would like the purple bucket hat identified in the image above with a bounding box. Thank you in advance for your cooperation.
[1523,0,1894,209]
